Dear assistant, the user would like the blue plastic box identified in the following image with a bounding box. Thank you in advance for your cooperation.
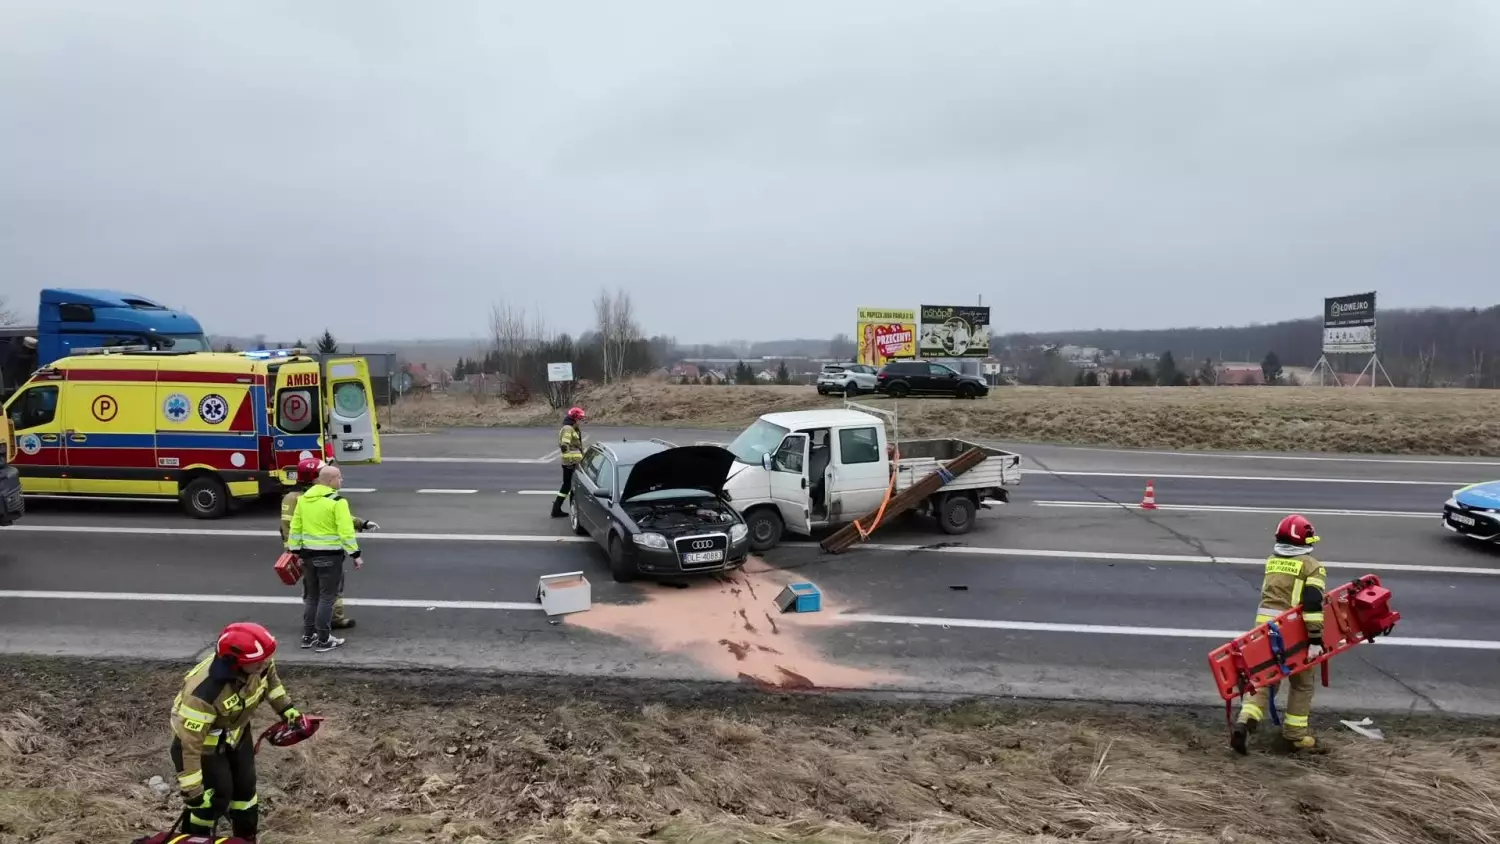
[775,582,822,613]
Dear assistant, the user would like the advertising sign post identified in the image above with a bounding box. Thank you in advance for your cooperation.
[1309,292,1392,387]
[918,305,991,358]
[856,308,917,367]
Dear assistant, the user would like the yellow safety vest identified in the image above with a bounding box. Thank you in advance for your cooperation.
[559,425,583,466]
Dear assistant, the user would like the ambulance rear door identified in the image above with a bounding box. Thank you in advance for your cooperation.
[323,357,381,465]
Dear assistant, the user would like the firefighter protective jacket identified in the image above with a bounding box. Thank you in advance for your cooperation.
[281,488,369,543]
[1254,551,1327,637]
[559,423,584,466]
[170,654,295,795]
[286,484,361,559]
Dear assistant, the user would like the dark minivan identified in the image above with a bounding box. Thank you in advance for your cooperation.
[874,360,989,399]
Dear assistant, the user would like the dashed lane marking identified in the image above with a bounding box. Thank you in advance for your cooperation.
[1024,470,1466,486]
[383,455,555,464]
[415,488,479,494]
[1035,501,1434,518]
[1,590,1494,650]
[1007,444,1500,467]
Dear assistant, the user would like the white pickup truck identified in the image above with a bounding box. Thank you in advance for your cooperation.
[676,404,1023,551]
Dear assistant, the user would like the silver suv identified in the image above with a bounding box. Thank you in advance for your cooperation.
[815,363,879,395]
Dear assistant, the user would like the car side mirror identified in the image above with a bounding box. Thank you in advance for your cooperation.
[761,452,773,470]
[592,487,612,500]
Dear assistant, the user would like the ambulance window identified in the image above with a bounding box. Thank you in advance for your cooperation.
[333,382,368,419]
[276,388,320,433]
[9,386,59,430]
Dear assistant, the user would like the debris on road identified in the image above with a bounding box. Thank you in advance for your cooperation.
[1341,717,1386,740]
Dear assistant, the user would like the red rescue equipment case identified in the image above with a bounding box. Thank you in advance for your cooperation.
[1207,574,1400,730]
[273,551,302,586]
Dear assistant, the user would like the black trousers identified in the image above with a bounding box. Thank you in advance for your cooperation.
[300,553,345,641]
[171,733,258,839]
[553,464,576,510]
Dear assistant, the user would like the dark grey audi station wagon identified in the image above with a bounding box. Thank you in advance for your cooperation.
[568,440,751,582]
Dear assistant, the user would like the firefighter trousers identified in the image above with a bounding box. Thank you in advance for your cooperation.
[171,734,258,839]
[1237,668,1315,740]
[551,464,576,514]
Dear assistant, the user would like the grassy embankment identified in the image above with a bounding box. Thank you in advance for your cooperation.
[386,382,1500,456]
[3,657,1498,844]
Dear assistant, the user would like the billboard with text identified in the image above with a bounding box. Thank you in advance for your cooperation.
[1323,292,1376,354]
[919,305,991,358]
[856,307,917,366]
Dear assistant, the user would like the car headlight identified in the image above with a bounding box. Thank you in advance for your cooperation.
[633,532,669,550]
[730,523,748,543]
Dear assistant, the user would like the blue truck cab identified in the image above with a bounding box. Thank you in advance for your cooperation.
[1,289,209,401]
[35,288,210,363]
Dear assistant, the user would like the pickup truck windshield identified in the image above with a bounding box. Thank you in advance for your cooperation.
[727,418,790,465]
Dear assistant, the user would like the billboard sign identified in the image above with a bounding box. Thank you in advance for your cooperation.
[919,305,991,358]
[856,307,917,366]
[1323,292,1376,354]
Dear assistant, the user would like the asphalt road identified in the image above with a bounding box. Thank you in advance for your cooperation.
[6,426,1500,720]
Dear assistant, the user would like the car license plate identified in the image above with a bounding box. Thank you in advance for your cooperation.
[683,550,724,563]
[1450,513,1476,527]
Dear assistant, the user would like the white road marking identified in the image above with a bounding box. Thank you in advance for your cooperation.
[340,488,378,493]
[6,523,1496,576]
[1023,469,1466,486]
[838,613,1500,650]
[854,543,1500,577]
[383,456,555,464]
[415,488,479,494]
[0,590,541,611]
[517,489,557,495]
[1,589,1492,651]
[1007,444,1500,467]
[1034,501,1434,519]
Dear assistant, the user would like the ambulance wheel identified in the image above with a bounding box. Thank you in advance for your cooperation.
[182,475,229,520]
[936,494,976,535]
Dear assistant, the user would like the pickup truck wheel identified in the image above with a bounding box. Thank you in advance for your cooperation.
[182,475,229,520]
[608,535,637,583]
[889,381,911,398]
[936,494,977,535]
[745,508,784,552]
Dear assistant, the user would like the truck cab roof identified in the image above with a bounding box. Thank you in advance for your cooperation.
[759,408,883,429]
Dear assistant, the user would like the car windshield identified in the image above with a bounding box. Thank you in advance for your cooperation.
[726,418,790,465]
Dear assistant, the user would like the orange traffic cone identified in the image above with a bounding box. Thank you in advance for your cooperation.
[1140,479,1158,510]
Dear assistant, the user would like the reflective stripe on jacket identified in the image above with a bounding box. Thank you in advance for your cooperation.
[1254,554,1327,636]
[286,484,361,558]
[170,655,293,792]
[559,424,583,466]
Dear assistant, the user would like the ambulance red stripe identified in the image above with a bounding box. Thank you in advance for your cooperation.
[63,369,267,385]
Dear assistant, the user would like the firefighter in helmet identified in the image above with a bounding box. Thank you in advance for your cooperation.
[550,406,586,518]
[1231,514,1328,754]
[170,622,306,841]
[281,457,377,629]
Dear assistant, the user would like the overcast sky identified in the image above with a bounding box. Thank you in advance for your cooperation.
[2,1,1497,344]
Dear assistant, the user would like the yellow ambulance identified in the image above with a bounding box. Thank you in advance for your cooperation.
[3,345,381,518]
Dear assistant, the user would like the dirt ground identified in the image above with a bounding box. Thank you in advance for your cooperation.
[384,382,1500,455]
[3,657,1498,844]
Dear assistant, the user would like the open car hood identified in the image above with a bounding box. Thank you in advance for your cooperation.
[621,445,737,501]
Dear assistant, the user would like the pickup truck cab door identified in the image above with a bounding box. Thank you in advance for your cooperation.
[828,423,889,517]
[768,433,811,535]
[323,357,382,465]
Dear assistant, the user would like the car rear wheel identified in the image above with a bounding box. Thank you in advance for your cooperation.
[889,381,911,398]
[608,535,637,583]
[745,508,784,552]
[936,494,977,535]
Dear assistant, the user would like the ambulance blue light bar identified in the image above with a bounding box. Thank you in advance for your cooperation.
[242,347,309,359]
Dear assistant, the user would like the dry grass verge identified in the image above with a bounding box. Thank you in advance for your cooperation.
[385,382,1500,455]
[3,657,1499,844]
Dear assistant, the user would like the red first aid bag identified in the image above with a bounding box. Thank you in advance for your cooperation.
[274,551,303,586]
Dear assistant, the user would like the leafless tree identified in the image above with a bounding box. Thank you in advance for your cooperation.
[1415,343,1437,388]
[488,300,531,378]
[1471,348,1488,389]
[593,289,615,382]
[592,287,642,383]
[0,297,17,326]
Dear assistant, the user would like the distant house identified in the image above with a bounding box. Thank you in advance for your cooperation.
[1215,363,1266,386]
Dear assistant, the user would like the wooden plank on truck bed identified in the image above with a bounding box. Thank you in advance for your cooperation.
[819,445,988,554]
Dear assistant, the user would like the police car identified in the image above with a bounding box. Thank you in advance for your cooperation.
[1442,481,1500,543]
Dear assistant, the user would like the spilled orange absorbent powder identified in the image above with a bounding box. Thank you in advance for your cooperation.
[566,556,903,691]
